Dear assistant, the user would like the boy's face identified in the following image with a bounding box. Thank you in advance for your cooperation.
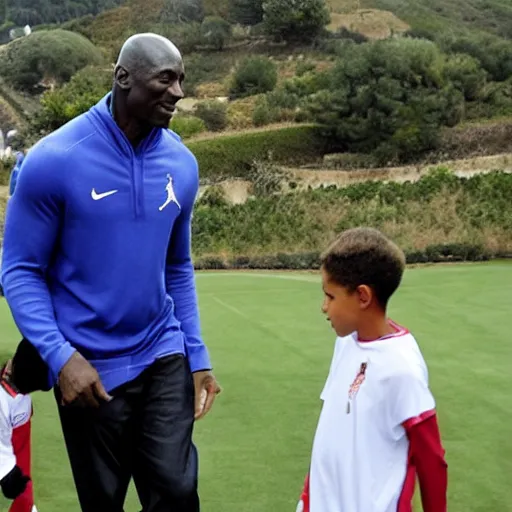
[321,268,362,337]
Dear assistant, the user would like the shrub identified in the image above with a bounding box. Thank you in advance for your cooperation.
[170,116,206,139]
[0,156,15,186]
[322,153,377,170]
[229,0,264,26]
[186,124,329,179]
[190,169,512,261]
[230,56,278,99]
[195,101,228,131]
[200,15,232,50]
[296,61,316,77]
[0,29,103,92]
[31,65,112,134]
[193,245,491,270]
[161,0,204,23]
[252,99,273,126]
[262,0,330,43]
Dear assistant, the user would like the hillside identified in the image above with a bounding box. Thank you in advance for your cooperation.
[362,0,512,39]
[3,0,512,167]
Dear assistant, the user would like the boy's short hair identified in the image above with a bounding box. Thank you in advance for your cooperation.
[321,227,406,308]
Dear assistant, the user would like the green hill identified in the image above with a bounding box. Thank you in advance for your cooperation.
[362,0,512,39]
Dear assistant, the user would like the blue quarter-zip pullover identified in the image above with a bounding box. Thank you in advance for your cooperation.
[1,93,211,392]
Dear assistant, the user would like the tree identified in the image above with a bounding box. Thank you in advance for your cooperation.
[306,38,469,164]
[230,56,277,98]
[161,0,204,23]
[0,0,7,25]
[7,0,124,26]
[229,0,263,26]
[200,15,232,50]
[32,65,112,134]
[0,29,103,92]
[262,0,330,43]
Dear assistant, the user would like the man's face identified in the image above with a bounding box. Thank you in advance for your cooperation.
[126,51,185,128]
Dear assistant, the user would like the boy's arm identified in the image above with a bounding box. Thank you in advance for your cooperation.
[297,472,310,512]
[165,167,211,374]
[405,414,448,512]
[0,391,30,500]
[388,369,447,512]
[1,144,76,382]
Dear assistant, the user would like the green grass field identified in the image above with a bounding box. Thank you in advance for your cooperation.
[1,263,511,512]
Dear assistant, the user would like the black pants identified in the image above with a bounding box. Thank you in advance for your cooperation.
[55,354,200,512]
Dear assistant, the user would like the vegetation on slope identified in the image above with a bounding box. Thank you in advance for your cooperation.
[192,168,512,266]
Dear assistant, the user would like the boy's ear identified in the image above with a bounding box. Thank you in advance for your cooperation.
[356,285,373,309]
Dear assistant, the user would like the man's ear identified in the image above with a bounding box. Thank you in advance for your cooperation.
[114,65,131,90]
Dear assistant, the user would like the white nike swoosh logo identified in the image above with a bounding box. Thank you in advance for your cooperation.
[91,188,118,200]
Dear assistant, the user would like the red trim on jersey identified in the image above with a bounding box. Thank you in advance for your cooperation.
[357,320,409,343]
[1,377,18,398]
[9,420,34,512]
[9,419,34,512]
[398,414,448,512]
[298,472,310,512]
[402,409,436,430]
[397,443,415,512]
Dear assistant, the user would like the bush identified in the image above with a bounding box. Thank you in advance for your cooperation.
[322,153,377,170]
[229,0,264,26]
[31,65,112,134]
[161,0,204,23]
[195,101,228,131]
[193,244,491,270]
[262,0,330,43]
[306,38,469,165]
[230,56,278,99]
[252,99,273,126]
[190,169,512,261]
[0,29,103,92]
[170,116,206,139]
[186,124,330,179]
[296,61,316,77]
[200,15,232,50]
[0,156,15,186]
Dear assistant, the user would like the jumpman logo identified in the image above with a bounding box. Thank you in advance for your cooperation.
[159,174,181,211]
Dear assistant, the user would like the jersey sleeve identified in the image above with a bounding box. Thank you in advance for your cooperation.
[387,369,436,430]
[0,393,15,481]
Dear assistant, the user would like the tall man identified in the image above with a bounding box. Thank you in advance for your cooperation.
[1,33,220,512]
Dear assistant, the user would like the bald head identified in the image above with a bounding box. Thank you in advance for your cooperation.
[116,33,183,77]
[112,33,185,131]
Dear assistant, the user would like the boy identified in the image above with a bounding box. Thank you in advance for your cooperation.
[297,227,447,512]
[1,339,50,512]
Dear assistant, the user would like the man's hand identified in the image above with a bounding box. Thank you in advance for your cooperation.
[193,370,221,420]
[58,352,112,408]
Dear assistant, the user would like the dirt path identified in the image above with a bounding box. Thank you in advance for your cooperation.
[205,153,512,204]
[282,153,512,189]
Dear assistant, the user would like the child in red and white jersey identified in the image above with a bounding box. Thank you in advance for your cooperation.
[1,339,50,512]
[297,227,447,512]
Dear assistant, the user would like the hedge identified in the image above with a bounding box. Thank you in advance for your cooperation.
[186,124,330,180]
[193,243,495,270]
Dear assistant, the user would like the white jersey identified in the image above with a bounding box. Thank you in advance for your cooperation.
[0,382,32,481]
[309,322,435,512]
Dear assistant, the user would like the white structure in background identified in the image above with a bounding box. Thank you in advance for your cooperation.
[0,129,19,160]
[9,24,31,40]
